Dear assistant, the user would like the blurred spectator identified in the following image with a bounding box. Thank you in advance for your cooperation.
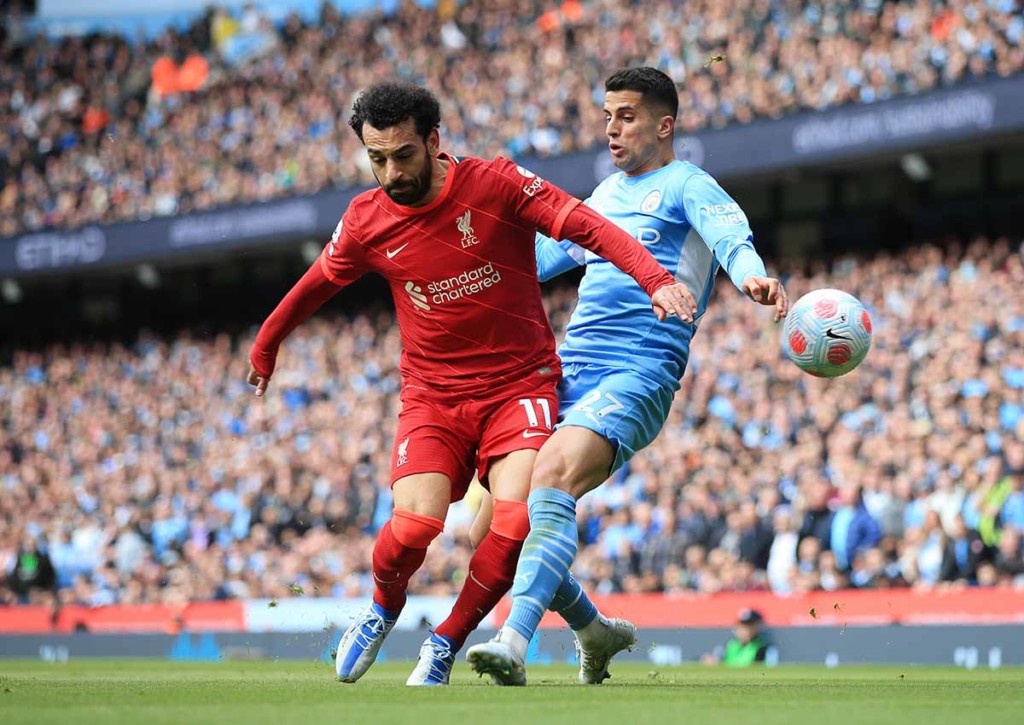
[912,510,948,587]
[830,485,882,571]
[7,533,56,599]
[850,548,881,588]
[798,476,834,548]
[993,527,1024,582]
[940,514,990,584]
[701,608,771,666]
[736,501,774,570]
[997,443,1024,529]
[766,507,798,594]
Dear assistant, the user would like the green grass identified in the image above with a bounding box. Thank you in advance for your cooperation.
[1,660,1021,725]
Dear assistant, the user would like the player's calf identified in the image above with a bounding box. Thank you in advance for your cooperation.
[337,510,444,683]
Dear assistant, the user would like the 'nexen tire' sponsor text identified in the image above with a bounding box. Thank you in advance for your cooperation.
[700,202,746,225]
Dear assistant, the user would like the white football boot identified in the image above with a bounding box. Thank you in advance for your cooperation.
[335,602,399,683]
[574,616,638,684]
[465,629,528,686]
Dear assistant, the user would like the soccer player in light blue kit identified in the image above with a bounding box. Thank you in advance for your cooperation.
[467,68,788,685]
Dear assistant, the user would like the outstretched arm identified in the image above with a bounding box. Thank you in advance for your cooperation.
[248,260,342,396]
[682,172,788,321]
[558,202,697,322]
[486,157,696,321]
[248,209,368,395]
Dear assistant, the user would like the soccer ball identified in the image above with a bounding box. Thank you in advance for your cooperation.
[782,288,872,377]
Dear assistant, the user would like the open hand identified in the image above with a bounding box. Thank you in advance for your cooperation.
[651,282,698,323]
[742,276,788,322]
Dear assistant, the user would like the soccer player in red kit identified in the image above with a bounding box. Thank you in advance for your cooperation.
[246,81,696,686]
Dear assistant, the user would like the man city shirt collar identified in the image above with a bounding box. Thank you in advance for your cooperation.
[615,159,683,186]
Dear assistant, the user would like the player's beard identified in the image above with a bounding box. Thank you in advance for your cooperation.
[383,158,433,206]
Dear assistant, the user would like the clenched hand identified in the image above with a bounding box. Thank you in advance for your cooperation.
[247,364,271,398]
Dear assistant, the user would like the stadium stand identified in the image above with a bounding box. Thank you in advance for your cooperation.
[2,0,1023,236]
[3,236,1023,605]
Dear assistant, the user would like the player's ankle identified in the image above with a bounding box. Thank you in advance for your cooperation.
[575,613,606,646]
[498,627,530,659]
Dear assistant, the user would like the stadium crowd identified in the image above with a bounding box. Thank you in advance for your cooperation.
[2,0,1024,236]
[3,235,1024,606]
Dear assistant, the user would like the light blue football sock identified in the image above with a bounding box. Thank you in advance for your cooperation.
[506,488,578,641]
[549,573,598,631]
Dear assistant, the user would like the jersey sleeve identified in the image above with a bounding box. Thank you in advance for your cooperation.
[679,171,767,291]
[535,196,592,281]
[490,157,673,297]
[535,233,585,282]
[485,157,582,240]
[319,205,370,287]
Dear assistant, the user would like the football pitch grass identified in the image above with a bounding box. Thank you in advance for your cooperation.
[1,660,1022,725]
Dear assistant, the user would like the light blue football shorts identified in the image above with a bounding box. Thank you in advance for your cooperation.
[556,362,677,473]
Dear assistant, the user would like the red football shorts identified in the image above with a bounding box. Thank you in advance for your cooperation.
[390,372,559,501]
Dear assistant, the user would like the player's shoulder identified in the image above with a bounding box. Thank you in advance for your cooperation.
[335,187,388,243]
[660,160,722,210]
[456,154,548,200]
[665,159,710,188]
[467,154,536,179]
[345,187,383,217]
[445,153,490,180]
[449,153,487,167]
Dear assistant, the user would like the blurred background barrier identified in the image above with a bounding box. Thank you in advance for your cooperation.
[2,588,1022,635]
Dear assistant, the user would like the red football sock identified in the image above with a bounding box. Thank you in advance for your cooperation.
[434,530,523,648]
[371,519,433,614]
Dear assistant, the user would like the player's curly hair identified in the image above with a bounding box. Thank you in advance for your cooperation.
[348,81,441,142]
[605,67,679,120]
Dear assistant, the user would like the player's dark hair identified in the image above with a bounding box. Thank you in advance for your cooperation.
[605,67,679,120]
[348,81,441,142]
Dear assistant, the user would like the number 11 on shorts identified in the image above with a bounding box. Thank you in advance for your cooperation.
[518,398,553,429]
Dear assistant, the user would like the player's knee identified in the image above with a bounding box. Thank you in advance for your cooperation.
[490,499,530,541]
[531,444,577,494]
[532,440,609,498]
[390,509,445,549]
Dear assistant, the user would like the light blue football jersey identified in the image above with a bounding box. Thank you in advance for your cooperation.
[536,160,767,388]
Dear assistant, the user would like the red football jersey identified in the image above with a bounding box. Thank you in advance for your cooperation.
[320,154,577,396]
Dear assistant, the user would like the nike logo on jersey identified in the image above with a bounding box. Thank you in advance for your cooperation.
[522,431,548,439]
[386,243,410,259]
[825,328,851,340]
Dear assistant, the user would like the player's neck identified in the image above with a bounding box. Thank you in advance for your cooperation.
[623,150,675,178]
[405,155,451,208]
